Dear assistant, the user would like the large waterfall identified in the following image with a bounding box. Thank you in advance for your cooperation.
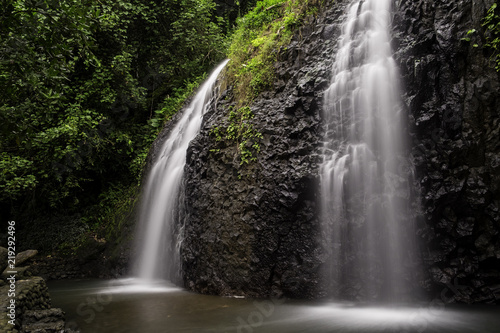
[131,60,229,283]
[320,0,416,300]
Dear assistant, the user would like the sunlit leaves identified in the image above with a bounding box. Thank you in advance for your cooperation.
[227,0,321,104]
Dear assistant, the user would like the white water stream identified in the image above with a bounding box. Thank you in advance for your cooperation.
[321,0,415,300]
[131,59,229,284]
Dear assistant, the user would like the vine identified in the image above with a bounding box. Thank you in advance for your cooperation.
[483,2,500,71]
[463,3,500,71]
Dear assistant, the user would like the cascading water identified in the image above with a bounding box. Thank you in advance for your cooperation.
[320,0,416,301]
[131,59,229,284]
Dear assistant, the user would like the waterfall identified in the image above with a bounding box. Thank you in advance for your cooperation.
[320,0,416,300]
[131,59,229,284]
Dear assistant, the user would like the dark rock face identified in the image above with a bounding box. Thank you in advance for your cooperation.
[177,0,500,302]
[393,0,500,303]
[181,1,352,298]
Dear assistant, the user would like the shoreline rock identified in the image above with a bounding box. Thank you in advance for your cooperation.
[0,276,77,333]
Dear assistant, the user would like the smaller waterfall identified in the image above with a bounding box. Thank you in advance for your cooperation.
[131,59,229,284]
[321,0,417,301]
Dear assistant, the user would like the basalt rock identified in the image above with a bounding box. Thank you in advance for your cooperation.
[181,1,352,298]
[169,0,500,302]
[393,0,500,303]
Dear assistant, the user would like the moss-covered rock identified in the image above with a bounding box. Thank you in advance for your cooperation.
[0,277,50,332]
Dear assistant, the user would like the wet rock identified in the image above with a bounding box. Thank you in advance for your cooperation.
[16,250,38,267]
[0,277,50,332]
[22,308,66,333]
[394,0,500,303]
[1,266,32,280]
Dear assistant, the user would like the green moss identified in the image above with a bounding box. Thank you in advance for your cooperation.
[214,0,322,175]
[227,0,323,105]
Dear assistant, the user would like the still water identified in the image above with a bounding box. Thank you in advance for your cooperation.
[48,279,500,333]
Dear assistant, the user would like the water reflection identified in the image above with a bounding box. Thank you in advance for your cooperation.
[48,280,500,333]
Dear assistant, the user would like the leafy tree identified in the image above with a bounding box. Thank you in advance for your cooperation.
[0,0,226,226]
[0,0,100,208]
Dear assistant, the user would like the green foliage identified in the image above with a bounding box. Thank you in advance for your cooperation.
[17,214,89,253]
[82,182,140,241]
[210,106,263,169]
[462,29,479,47]
[227,0,322,105]
[131,75,206,178]
[0,153,37,201]
[164,0,227,86]
[0,0,227,237]
[483,2,500,71]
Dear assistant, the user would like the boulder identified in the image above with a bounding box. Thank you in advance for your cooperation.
[16,250,38,267]
[22,308,66,333]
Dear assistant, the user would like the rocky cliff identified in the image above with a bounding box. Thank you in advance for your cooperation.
[162,0,500,302]
[181,1,353,299]
[394,0,500,303]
